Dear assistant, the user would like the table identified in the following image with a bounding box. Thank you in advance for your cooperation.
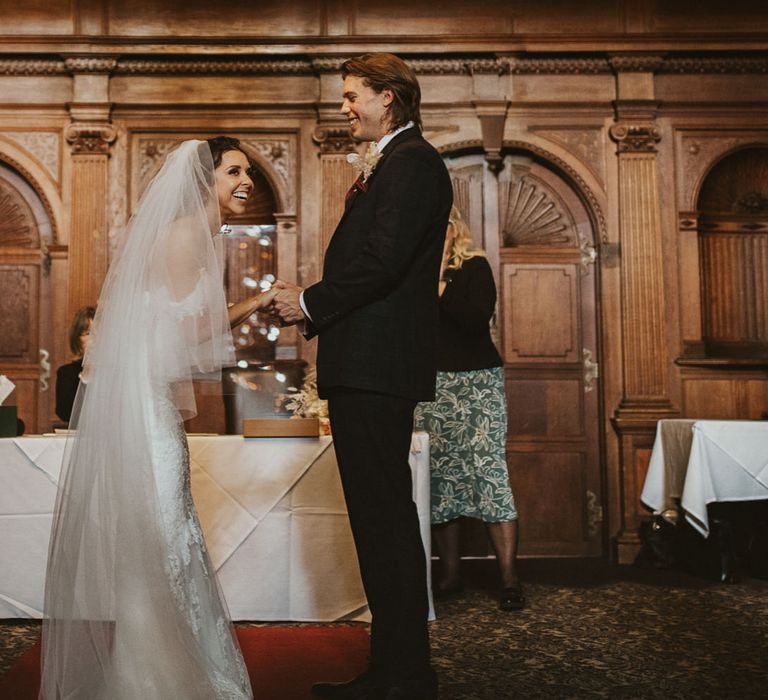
[0,433,433,621]
[641,420,768,536]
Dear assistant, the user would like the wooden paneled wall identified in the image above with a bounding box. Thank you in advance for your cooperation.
[0,0,767,561]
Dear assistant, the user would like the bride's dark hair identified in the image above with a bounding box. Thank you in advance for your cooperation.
[206,136,258,180]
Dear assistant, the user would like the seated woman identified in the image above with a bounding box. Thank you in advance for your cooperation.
[55,305,95,424]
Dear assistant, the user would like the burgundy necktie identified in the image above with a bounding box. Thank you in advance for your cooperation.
[345,174,365,206]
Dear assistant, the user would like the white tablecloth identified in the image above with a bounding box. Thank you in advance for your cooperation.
[0,433,433,621]
[641,420,768,536]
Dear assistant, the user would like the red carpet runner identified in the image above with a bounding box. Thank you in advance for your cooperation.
[0,626,370,700]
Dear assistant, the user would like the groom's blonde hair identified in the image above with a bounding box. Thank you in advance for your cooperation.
[341,53,422,131]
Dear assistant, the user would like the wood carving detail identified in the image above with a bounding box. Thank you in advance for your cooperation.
[0,268,31,358]
[677,133,766,211]
[1,132,60,183]
[610,124,661,154]
[0,181,37,247]
[119,59,312,75]
[65,124,117,154]
[533,128,605,186]
[64,58,117,74]
[503,140,607,243]
[243,139,292,199]
[500,174,576,247]
[312,127,356,155]
[138,140,177,186]
[0,56,767,78]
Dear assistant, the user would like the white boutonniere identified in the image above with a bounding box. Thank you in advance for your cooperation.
[346,142,382,183]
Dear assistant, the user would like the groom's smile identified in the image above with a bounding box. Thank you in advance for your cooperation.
[341,74,393,143]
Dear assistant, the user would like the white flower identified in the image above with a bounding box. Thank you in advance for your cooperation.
[281,366,328,419]
[346,142,382,183]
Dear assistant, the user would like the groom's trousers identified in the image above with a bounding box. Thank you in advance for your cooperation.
[327,388,432,685]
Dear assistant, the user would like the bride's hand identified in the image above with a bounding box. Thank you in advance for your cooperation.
[254,287,279,311]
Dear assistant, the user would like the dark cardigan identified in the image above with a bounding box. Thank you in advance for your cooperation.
[437,255,503,372]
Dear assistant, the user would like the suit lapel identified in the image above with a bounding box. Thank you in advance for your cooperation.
[340,126,421,217]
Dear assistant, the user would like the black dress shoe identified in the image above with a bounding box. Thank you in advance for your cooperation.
[311,667,382,699]
[431,581,464,601]
[499,583,525,611]
[382,669,438,700]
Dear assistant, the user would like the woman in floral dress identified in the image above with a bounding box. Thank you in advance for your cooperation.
[415,206,524,611]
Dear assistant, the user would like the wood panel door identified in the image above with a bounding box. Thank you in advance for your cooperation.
[445,152,603,558]
[0,164,48,434]
[498,155,602,556]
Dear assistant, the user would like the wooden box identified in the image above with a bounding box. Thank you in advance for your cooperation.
[243,418,320,438]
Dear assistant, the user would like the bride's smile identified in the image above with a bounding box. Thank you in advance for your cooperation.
[215,149,254,221]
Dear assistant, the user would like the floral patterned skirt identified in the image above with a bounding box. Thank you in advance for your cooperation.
[414,367,518,525]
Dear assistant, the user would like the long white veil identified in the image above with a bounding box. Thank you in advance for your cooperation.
[40,140,249,699]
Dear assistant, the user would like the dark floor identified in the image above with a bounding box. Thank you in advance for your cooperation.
[2,558,767,699]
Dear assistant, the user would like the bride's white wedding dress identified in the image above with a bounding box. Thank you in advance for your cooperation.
[127,284,251,698]
[40,141,253,699]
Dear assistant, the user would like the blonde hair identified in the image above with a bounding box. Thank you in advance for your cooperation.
[446,205,485,270]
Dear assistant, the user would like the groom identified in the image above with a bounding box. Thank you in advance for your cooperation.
[273,53,452,699]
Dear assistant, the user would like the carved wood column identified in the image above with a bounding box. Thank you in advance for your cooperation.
[610,123,671,407]
[608,56,676,563]
[64,57,116,321]
[311,125,356,256]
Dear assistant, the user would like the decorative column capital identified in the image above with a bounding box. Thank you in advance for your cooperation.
[312,125,356,155]
[609,124,661,154]
[65,123,117,154]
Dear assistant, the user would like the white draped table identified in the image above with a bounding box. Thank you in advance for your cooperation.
[0,433,433,621]
[641,420,768,536]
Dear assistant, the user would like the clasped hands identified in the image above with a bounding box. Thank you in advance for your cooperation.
[263,280,305,326]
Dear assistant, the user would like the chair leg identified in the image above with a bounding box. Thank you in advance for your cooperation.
[711,514,738,584]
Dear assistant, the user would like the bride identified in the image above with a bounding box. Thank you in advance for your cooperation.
[39,138,276,699]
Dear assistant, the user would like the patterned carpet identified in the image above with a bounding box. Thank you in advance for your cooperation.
[2,559,767,699]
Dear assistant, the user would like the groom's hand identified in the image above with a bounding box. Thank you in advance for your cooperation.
[273,280,306,326]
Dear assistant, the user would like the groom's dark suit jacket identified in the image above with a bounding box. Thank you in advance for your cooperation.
[303,126,453,401]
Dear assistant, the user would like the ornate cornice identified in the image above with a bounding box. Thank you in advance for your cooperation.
[117,58,313,75]
[312,126,356,155]
[609,55,665,73]
[64,57,118,74]
[311,57,345,73]
[408,58,467,74]
[0,54,766,77]
[467,58,508,75]
[661,56,768,74]
[609,124,662,153]
[65,124,117,154]
[508,57,610,75]
[0,59,66,75]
